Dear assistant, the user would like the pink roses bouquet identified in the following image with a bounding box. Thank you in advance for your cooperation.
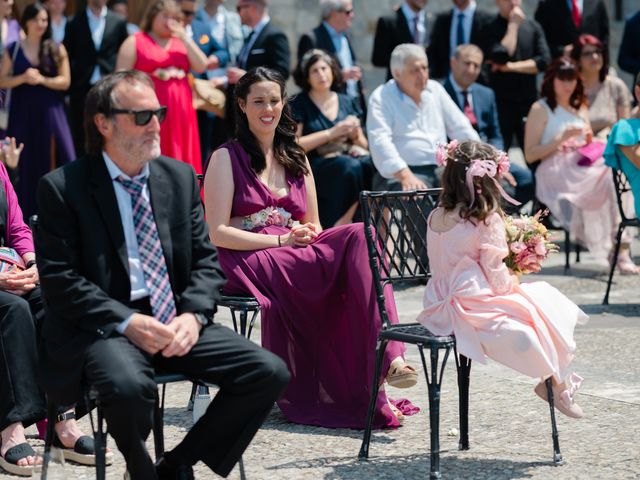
[504,211,559,274]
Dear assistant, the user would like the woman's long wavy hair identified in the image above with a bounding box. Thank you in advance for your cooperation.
[234,67,308,177]
[540,57,586,111]
[20,2,61,76]
[439,140,504,224]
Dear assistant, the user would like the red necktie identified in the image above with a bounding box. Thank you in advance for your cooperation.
[571,0,582,28]
[461,91,477,127]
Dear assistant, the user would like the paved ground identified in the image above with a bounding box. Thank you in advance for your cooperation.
[8,233,640,479]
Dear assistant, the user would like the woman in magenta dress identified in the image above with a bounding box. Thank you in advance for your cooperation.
[0,2,75,218]
[204,67,418,429]
[116,0,207,173]
[418,139,588,419]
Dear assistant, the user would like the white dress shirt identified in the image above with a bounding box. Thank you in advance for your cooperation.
[102,152,151,333]
[401,2,427,46]
[449,1,476,58]
[323,22,358,98]
[50,16,67,44]
[87,6,108,85]
[367,79,479,178]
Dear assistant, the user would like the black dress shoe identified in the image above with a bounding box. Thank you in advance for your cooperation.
[155,457,194,480]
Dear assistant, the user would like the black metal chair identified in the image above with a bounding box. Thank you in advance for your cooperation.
[357,190,563,479]
[603,167,640,304]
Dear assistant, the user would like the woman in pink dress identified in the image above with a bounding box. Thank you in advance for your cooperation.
[116,0,207,173]
[203,67,418,429]
[418,139,588,419]
[524,58,638,273]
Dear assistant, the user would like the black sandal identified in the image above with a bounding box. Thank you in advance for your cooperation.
[54,411,113,466]
[0,442,37,476]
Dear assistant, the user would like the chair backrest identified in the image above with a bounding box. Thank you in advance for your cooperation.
[610,166,638,223]
[360,189,441,328]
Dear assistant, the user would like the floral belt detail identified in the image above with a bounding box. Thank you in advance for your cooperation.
[152,67,186,81]
[241,206,297,231]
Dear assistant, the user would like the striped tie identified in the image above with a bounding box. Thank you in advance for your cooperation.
[117,176,176,324]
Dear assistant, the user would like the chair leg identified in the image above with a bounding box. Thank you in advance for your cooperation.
[564,230,570,271]
[246,308,260,340]
[187,382,198,411]
[95,402,107,480]
[454,350,472,451]
[603,224,624,305]
[544,378,564,466]
[153,385,166,460]
[575,243,581,263]
[239,456,247,480]
[40,401,57,479]
[358,339,388,460]
[239,308,248,337]
[418,344,452,480]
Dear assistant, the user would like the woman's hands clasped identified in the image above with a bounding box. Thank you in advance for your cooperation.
[281,223,319,247]
[0,264,39,296]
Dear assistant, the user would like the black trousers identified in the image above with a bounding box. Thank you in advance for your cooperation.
[83,323,290,479]
[0,288,46,432]
[496,99,534,152]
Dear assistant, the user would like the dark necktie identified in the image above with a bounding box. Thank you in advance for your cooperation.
[412,16,420,44]
[456,12,465,46]
[461,91,477,127]
[237,30,255,68]
[571,0,582,28]
[117,176,176,324]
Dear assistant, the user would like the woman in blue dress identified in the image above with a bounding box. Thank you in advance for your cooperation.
[290,49,373,229]
[0,2,75,218]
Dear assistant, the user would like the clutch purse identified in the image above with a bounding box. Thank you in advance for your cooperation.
[577,141,606,167]
[0,246,25,273]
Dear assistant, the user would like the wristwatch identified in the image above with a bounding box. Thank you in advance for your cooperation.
[193,312,210,327]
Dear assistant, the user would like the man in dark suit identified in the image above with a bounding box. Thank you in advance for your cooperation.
[618,10,640,87]
[297,0,365,114]
[535,0,609,59]
[35,71,289,480]
[443,43,534,208]
[64,0,128,156]
[428,0,492,80]
[371,0,428,80]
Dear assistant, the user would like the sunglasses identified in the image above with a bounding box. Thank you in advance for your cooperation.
[340,8,354,14]
[236,4,252,12]
[580,49,602,58]
[111,107,168,126]
[181,10,195,17]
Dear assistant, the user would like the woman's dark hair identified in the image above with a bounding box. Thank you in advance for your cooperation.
[20,2,60,76]
[84,70,155,154]
[293,49,344,93]
[439,140,504,224]
[234,67,308,177]
[570,34,608,83]
[540,57,586,111]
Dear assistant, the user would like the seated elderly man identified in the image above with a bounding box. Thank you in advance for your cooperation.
[367,43,480,191]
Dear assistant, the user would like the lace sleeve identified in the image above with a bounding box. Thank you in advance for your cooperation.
[478,213,513,295]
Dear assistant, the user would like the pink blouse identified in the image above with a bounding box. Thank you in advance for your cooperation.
[0,162,34,255]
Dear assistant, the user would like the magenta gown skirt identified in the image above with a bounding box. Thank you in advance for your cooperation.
[209,140,411,429]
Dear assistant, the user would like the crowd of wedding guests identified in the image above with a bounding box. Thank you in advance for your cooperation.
[1,0,640,477]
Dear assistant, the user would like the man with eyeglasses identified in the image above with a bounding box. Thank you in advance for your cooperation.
[35,70,290,480]
[297,0,366,115]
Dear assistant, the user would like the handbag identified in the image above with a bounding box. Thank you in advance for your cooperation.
[191,77,226,118]
[0,42,21,131]
[0,246,25,273]
[577,140,606,167]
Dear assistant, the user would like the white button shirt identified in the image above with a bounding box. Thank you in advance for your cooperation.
[87,6,108,85]
[367,79,479,179]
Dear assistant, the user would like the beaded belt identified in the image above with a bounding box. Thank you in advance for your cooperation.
[152,67,186,81]
[241,206,296,231]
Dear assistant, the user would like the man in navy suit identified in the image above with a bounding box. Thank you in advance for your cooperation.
[443,44,533,209]
[297,0,365,114]
[618,10,640,88]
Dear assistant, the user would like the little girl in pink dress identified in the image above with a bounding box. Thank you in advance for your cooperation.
[417,140,589,418]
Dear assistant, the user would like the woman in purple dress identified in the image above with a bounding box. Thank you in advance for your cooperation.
[204,67,418,429]
[0,2,75,218]
[0,0,22,138]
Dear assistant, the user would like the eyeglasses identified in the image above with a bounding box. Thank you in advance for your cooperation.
[181,10,195,17]
[340,8,354,14]
[236,3,252,12]
[111,107,168,126]
[580,49,602,58]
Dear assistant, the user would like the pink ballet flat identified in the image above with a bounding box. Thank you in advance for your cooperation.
[534,373,584,419]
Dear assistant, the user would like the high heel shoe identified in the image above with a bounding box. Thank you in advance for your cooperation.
[534,373,585,419]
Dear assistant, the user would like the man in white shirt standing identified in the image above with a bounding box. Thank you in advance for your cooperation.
[43,0,67,44]
[367,43,479,192]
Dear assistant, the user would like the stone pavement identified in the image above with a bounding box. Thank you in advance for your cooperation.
[7,236,640,479]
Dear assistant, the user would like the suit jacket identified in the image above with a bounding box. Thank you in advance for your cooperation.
[35,155,225,404]
[64,9,128,97]
[427,8,493,80]
[443,78,503,150]
[195,6,244,64]
[534,0,609,58]
[618,11,640,80]
[371,7,428,80]
[190,18,231,78]
[238,20,290,80]
[297,23,366,115]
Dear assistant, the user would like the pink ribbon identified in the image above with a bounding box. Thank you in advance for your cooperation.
[466,159,521,207]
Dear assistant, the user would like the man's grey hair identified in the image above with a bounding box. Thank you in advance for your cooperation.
[320,0,348,20]
[390,44,427,77]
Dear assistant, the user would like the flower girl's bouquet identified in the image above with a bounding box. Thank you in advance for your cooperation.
[504,211,559,274]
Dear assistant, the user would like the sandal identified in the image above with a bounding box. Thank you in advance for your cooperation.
[0,442,37,476]
[386,363,419,389]
[53,434,113,466]
[614,249,640,275]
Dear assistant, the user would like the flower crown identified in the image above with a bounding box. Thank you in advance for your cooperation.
[436,140,519,207]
